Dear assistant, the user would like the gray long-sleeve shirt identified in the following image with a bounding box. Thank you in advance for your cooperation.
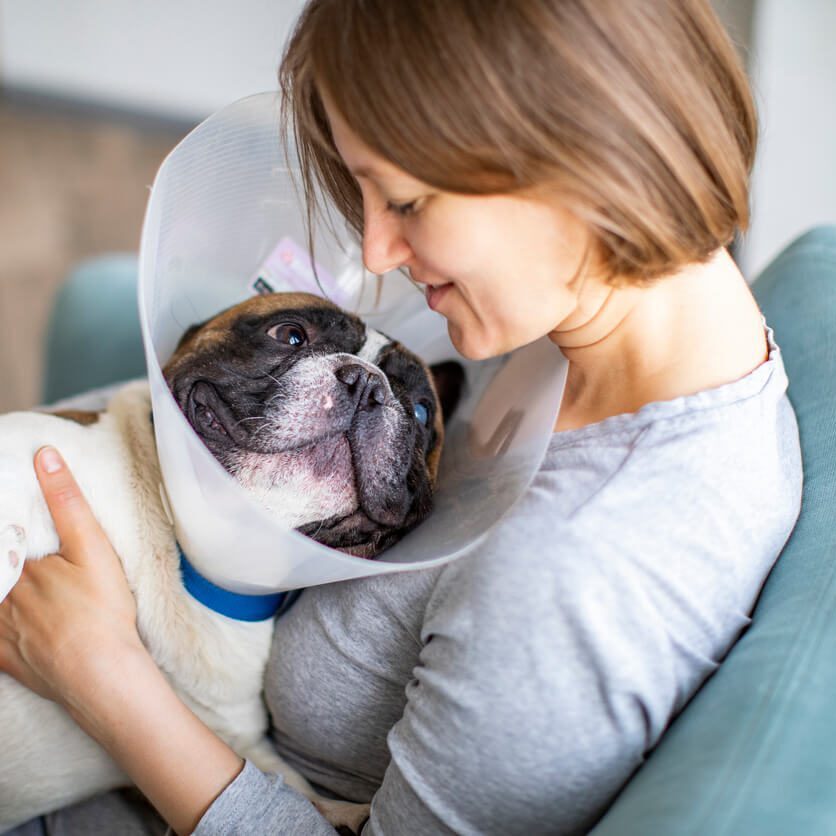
[193,325,802,835]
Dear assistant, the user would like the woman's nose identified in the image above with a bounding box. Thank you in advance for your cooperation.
[362,204,413,275]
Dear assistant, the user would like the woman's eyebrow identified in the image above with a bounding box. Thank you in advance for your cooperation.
[348,162,423,192]
[350,163,412,184]
[350,164,381,179]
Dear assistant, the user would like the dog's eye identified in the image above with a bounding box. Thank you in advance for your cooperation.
[413,401,430,426]
[268,323,308,347]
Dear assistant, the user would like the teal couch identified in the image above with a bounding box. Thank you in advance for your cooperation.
[43,227,836,834]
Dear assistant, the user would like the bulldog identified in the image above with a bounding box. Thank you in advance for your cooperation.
[0,291,463,832]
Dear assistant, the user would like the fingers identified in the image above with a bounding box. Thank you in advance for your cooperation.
[34,446,102,566]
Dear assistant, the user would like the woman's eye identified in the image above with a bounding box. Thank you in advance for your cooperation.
[386,199,418,217]
[413,401,430,426]
[267,323,308,347]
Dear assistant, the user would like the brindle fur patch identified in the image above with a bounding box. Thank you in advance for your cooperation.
[49,409,101,426]
[172,293,345,362]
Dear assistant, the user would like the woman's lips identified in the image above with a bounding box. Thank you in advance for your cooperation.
[425,282,453,311]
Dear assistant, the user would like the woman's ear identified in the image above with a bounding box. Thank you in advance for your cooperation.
[430,361,466,424]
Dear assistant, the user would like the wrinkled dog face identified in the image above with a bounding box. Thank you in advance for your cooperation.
[164,292,463,558]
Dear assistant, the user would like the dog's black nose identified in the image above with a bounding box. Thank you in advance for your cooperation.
[336,363,388,410]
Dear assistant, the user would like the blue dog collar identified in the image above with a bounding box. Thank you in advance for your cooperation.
[178,545,293,622]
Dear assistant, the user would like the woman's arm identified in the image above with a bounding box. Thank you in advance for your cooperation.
[64,644,245,835]
[0,447,243,835]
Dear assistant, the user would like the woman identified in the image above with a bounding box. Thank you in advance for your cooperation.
[0,1,802,834]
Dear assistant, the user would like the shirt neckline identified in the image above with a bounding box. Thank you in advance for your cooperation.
[548,321,785,450]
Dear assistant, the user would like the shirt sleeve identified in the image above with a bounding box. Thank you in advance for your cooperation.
[194,760,336,835]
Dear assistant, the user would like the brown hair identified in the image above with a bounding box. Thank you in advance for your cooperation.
[279,0,756,283]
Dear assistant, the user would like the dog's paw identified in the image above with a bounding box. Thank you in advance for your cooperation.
[314,799,371,834]
[0,523,27,602]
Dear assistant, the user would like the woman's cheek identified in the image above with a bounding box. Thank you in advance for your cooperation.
[412,205,482,276]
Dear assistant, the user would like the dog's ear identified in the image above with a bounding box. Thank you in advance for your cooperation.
[430,361,466,424]
[175,321,207,352]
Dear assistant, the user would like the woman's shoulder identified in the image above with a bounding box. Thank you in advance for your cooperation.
[425,325,801,651]
[543,322,799,508]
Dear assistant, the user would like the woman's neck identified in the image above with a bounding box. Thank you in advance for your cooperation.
[551,248,767,432]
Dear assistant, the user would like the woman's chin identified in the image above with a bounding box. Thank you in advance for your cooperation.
[448,323,500,361]
[449,320,550,361]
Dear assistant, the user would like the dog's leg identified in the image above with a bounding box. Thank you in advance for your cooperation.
[0,452,57,604]
[0,522,26,601]
[239,736,318,796]
[313,798,372,834]
[0,458,36,603]
[239,738,370,833]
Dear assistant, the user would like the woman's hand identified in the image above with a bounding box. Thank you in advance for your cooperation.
[0,446,145,708]
[0,446,245,834]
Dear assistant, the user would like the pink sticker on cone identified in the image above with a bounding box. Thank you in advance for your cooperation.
[248,237,350,306]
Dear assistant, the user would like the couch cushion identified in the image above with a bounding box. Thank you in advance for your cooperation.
[593,227,836,835]
[42,253,144,403]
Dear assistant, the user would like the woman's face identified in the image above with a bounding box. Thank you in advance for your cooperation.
[324,99,594,360]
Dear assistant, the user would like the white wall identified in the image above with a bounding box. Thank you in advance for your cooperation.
[0,0,306,121]
[741,0,836,277]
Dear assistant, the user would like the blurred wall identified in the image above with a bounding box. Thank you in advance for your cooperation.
[741,0,836,277]
[0,0,306,122]
[1,0,834,278]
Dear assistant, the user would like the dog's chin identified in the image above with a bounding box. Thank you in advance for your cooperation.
[226,443,417,560]
[297,510,405,560]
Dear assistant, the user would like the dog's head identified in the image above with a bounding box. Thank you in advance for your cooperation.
[163,292,464,558]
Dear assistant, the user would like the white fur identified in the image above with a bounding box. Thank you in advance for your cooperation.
[0,382,332,829]
[357,328,389,365]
